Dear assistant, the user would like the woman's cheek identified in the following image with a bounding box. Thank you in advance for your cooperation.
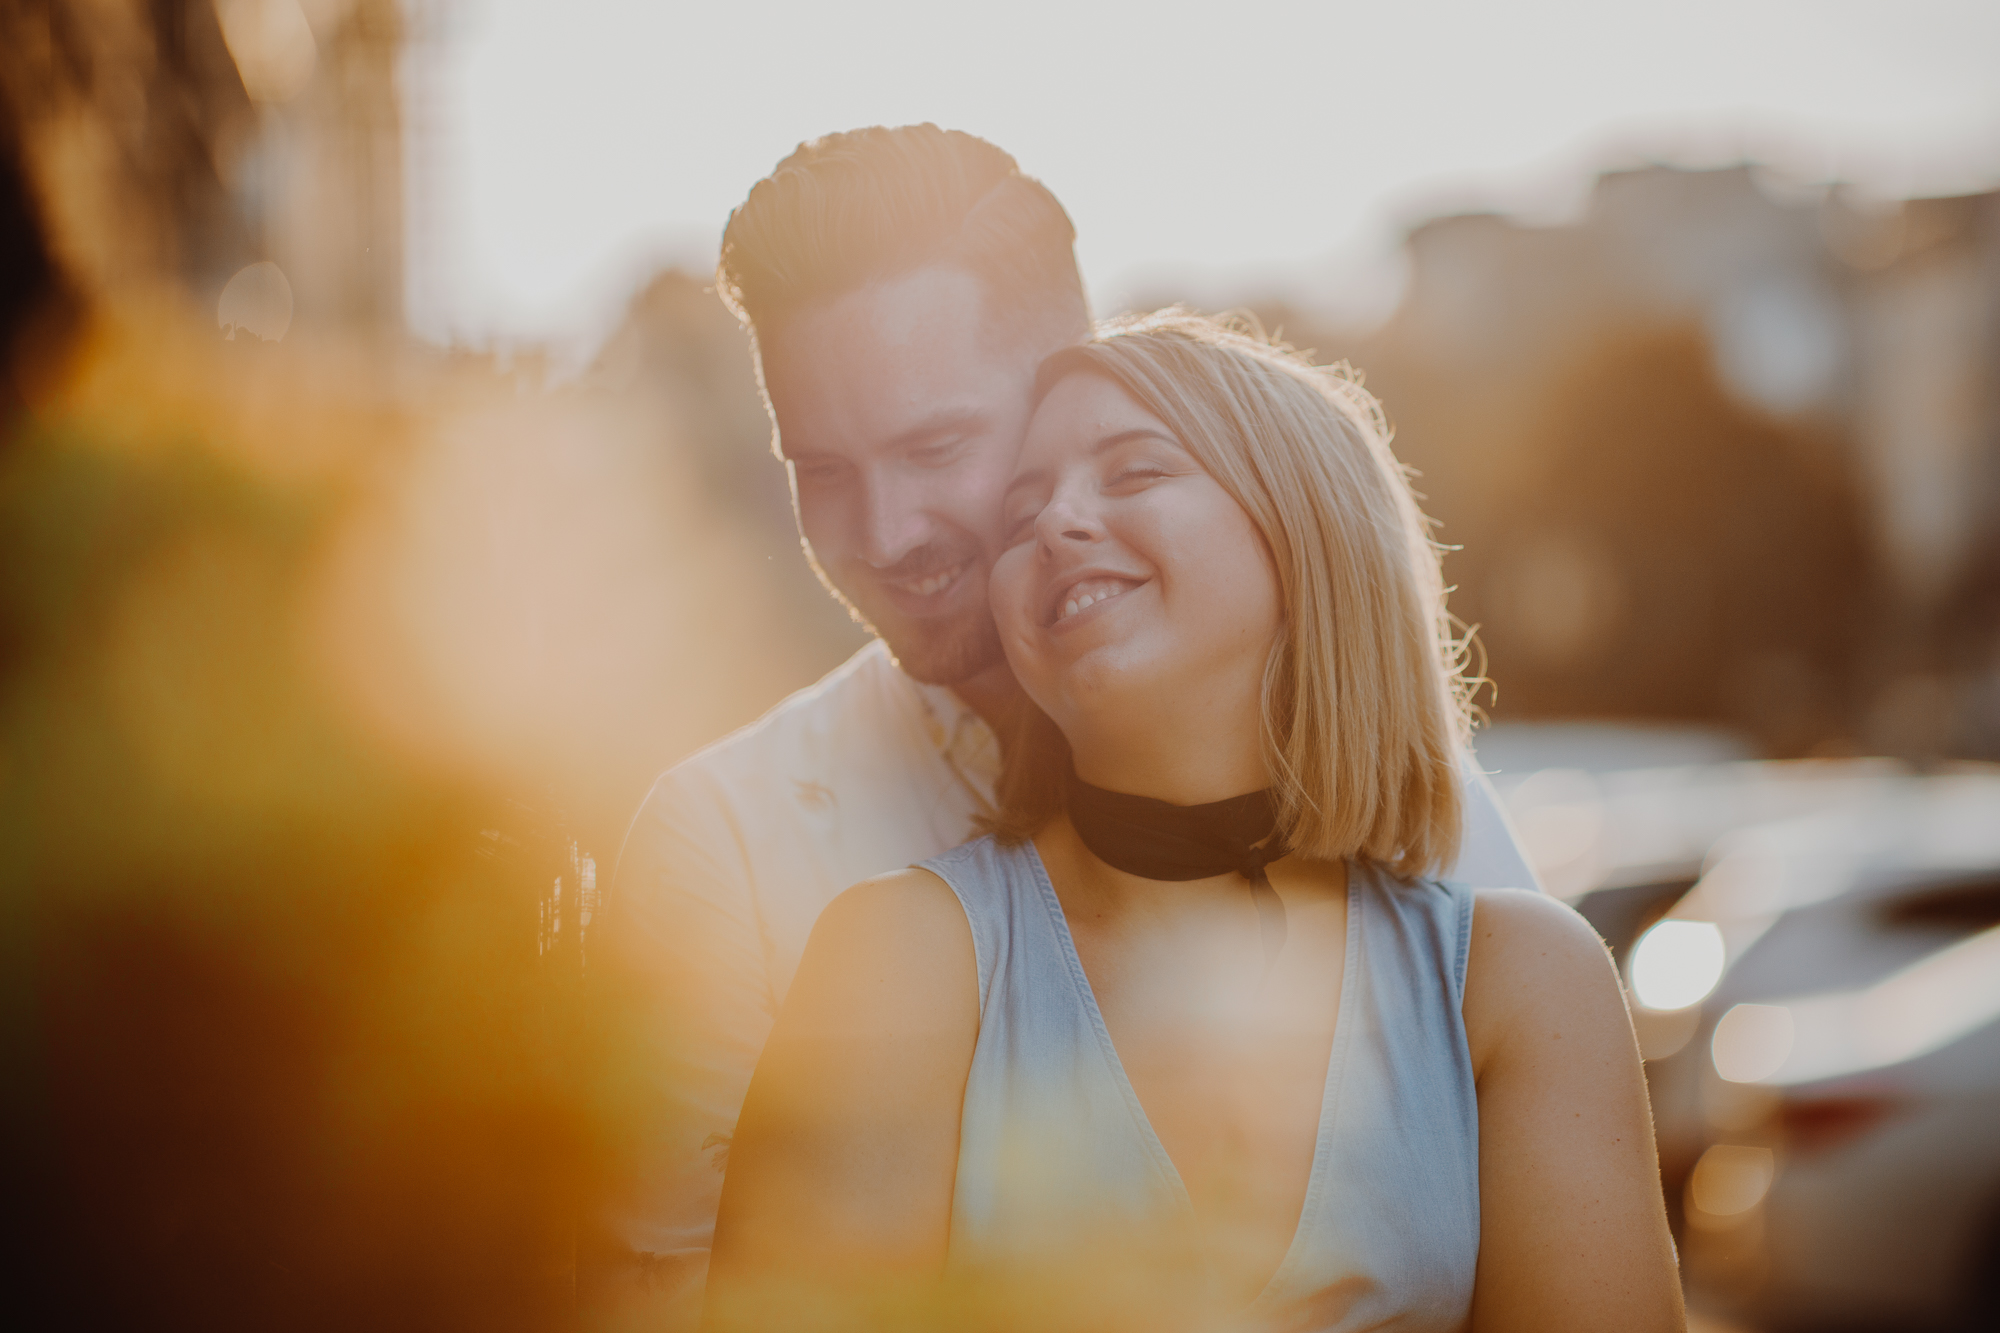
[988,548,1031,639]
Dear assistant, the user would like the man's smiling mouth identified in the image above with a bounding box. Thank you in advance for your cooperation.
[889,561,968,598]
[1052,577,1140,624]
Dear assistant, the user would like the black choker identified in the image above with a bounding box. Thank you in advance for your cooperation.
[1066,773,1289,967]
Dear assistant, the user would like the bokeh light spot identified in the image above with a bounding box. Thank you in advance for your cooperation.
[1689,1143,1776,1218]
[218,262,294,342]
[1712,1002,1795,1083]
[1630,919,1727,1011]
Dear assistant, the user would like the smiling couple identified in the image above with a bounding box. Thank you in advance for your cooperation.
[607,126,1685,1333]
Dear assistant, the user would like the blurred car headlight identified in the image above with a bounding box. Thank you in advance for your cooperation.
[1733,923,2000,1085]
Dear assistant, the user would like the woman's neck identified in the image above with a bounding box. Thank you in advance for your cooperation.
[1065,709,1269,807]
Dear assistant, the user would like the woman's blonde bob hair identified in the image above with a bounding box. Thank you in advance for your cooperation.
[987,310,1474,879]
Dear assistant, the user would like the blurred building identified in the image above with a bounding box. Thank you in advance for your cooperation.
[1,0,403,337]
[1262,165,2000,761]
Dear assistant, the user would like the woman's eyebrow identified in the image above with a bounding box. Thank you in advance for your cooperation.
[1089,427,1178,455]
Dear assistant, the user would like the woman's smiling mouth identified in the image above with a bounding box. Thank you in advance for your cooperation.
[1051,576,1142,625]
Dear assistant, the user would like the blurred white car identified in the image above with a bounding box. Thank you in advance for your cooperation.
[1631,771,2000,1332]
[1476,728,1905,961]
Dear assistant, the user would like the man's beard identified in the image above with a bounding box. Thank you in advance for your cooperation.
[888,601,1007,685]
[808,542,1009,687]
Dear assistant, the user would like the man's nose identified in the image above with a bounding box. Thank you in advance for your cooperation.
[856,470,931,568]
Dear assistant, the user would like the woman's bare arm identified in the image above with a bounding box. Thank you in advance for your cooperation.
[1463,889,1686,1333]
[703,869,980,1328]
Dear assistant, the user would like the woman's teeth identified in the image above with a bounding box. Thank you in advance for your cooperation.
[1057,579,1134,622]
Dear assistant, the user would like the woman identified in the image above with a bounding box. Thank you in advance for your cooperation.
[706,312,1684,1332]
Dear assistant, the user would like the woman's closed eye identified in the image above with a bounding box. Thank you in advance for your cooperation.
[1107,463,1169,490]
[1098,435,1189,491]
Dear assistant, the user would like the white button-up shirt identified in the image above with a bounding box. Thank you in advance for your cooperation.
[604,638,1536,1321]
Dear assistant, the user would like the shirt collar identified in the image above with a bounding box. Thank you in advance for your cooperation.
[906,674,1002,813]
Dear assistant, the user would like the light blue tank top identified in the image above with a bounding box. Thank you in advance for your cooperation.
[918,835,1480,1332]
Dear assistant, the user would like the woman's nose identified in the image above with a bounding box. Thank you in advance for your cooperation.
[1035,486,1102,549]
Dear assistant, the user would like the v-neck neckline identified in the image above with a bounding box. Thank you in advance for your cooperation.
[1019,840,1364,1309]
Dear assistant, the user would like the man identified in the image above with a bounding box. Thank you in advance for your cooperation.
[603,124,1538,1323]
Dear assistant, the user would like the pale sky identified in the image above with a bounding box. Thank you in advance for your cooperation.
[403,0,2000,349]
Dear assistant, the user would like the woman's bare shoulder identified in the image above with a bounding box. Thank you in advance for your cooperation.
[714,867,980,1298]
[782,868,978,1041]
[1467,886,1605,955]
[812,866,969,958]
[1459,893,1685,1330]
[1462,888,1625,1073]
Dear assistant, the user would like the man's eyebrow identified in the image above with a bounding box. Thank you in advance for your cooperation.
[883,407,987,453]
[1004,427,1182,501]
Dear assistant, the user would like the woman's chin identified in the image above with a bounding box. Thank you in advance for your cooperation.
[1038,648,1175,727]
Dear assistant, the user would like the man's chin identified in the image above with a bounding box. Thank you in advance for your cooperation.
[809,556,1005,686]
[882,611,1008,687]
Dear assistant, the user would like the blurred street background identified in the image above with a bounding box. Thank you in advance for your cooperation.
[3,2,1998,1330]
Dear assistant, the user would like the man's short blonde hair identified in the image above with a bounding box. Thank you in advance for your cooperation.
[717,124,1085,350]
[990,310,1473,878]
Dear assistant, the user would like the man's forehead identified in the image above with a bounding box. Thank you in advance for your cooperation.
[760,267,1036,456]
